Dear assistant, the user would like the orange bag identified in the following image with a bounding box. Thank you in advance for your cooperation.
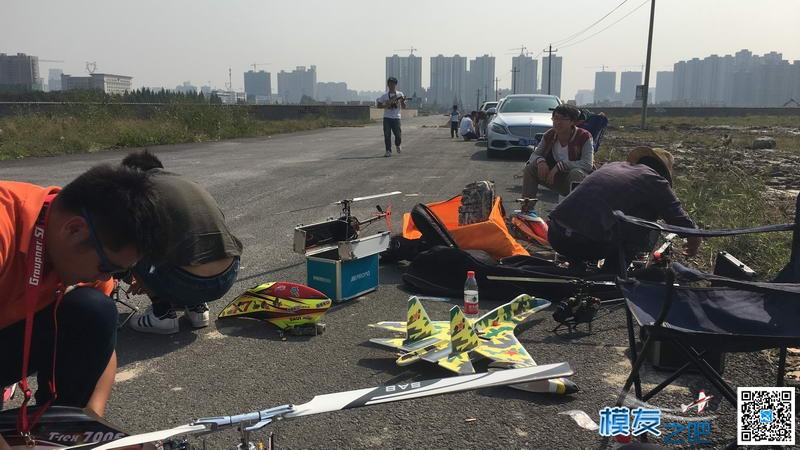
[402,196,529,259]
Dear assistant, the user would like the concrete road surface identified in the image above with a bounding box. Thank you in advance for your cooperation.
[0,116,774,449]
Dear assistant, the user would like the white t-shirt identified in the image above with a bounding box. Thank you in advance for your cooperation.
[377,90,404,119]
[459,116,474,135]
[553,141,570,162]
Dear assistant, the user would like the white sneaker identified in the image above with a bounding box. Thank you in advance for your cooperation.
[384,150,391,157]
[396,145,402,154]
[185,303,210,328]
[129,306,179,334]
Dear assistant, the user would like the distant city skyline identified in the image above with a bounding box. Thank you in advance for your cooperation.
[2,0,798,100]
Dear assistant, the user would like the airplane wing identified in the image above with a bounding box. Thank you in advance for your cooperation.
[473,333,536,367]
[437,352,476,375]
[368,321,407,333]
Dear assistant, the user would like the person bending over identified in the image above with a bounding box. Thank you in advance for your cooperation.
[522,104,593,198]
[123,150,243,335]
[547,146,701,272]
[0,165,168,417]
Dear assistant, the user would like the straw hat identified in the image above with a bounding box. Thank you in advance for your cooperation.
[627,146,674,185]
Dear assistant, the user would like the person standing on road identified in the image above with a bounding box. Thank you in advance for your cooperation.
[449,105,460,138]
[522,104,594,198]
[376,77,405,157]
[121,150,243,335]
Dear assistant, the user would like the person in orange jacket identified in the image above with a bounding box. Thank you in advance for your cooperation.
[0,164,168,417]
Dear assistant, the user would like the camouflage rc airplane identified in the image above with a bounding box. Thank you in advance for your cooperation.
[369,295,578,394]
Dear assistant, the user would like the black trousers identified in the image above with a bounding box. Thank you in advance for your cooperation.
[383,118,401,151]
[0,287,117,407]
[548,221,653,274]
[450,121,459,137]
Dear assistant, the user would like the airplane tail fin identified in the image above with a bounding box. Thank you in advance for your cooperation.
[449,306,480,354]
[403,297,434,344]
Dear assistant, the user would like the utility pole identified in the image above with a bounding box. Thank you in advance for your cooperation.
[511,66,520,94]
[476,88,480,110]
[542,44,558,95]
[495,77,499,100]
[640,0,656,129]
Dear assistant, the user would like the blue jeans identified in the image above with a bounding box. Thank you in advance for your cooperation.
[383,117,401,151]
[0,287,117,407]
[133,257,240,312]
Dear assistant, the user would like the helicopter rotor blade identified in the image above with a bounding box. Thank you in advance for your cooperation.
[336,191,402,204]
[486,275,617,287]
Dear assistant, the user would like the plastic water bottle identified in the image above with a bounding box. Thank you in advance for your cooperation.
[464,271,479,318]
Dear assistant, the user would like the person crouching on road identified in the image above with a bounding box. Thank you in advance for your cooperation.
[546,146,701,273]
[522,104,593,198]
[0,165,168,417]
[122,150,243,335]
[376,77,405,157]
[460,111,479,141]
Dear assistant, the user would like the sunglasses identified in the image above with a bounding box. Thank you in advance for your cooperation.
[80,208,130,275]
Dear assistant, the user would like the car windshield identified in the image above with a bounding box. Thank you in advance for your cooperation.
[498,97,559,113]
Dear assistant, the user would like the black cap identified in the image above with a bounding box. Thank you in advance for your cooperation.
[387,77,398,84]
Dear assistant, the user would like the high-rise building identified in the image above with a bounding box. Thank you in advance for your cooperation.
[619,71,642,105]
[654,71,673,104]
[540,55,562,97]
[511,54,537,94]
[244,70,271,103]
[277,66,317,104]
[48,68,63,91]
[385,54,423,99]
[593,71,616,104]
[0,53,40,92]
[574,89,594,106]
[429,55,467,107]
[466,55,495,109]
[316,81,357,102]
[670,49,799,106]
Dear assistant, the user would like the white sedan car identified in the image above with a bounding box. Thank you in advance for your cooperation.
[486,94,561,158]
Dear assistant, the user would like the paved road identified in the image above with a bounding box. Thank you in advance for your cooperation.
[0,116,773,449]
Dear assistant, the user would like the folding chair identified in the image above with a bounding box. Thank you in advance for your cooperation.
[577,113,608,153]
[612,193,799,408]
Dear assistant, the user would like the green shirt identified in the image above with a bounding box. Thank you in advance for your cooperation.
[149,169,243,266]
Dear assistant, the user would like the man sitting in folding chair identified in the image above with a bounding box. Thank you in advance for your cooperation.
[546,147,701,273]
[613,193,800,412]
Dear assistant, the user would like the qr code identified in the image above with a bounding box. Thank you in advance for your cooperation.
[738,387,795,445]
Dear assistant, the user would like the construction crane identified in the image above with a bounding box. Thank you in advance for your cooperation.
[508,45,528,56]
[250,63,270,71]
[392,47,418,56]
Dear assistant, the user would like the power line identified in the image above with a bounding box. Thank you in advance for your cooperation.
[551,0,629,47]
[559,0,650,50]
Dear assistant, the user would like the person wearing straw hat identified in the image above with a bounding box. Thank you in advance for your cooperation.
[546,146,701,271]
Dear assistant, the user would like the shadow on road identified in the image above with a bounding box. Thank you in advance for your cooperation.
[214,317,312,342]
[235,261,305,283]
[116,326,198,367]
[338,155,388,160]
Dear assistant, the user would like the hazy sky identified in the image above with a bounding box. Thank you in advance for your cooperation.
[3,0,799,100]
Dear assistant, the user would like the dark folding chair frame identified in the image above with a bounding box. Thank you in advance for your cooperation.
[612,194,800,409]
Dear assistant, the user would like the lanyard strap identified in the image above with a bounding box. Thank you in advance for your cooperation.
[17,193,63,437]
